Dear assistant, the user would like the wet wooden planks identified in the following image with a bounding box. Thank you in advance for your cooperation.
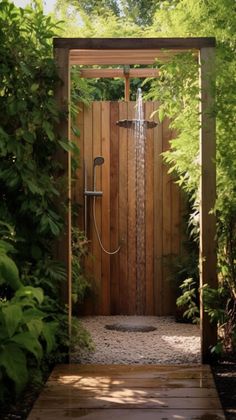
[28,364,225,420]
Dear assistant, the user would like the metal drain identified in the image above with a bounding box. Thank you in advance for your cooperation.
[105,323,157,333]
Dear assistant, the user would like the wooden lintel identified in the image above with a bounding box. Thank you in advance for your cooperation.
[69,49,197,65]
[54,37,216,50]
[78,68,159,78]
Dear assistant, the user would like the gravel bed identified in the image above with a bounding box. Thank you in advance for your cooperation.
[71,316,201,364]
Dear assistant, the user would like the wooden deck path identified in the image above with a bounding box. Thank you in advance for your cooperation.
[28,364,225,419]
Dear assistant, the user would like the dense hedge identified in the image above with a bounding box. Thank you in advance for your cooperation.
[0,0,69,401]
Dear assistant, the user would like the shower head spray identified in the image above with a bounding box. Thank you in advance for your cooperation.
[94,156,104,167]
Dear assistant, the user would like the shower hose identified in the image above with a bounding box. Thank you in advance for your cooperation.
[93,196,121,255]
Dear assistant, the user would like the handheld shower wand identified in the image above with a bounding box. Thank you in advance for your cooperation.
[93,156,121,255]
[93,156,104,191]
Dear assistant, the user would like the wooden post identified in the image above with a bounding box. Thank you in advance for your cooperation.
[199,47,217,362]
[124,76,130,101]
[124,66,130,101]
[54,47,72,342]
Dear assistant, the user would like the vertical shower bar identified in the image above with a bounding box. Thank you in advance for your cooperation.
[84,162,88,237]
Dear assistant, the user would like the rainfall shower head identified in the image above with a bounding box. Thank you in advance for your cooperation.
[116,119,157,129]
[94,156,104,167]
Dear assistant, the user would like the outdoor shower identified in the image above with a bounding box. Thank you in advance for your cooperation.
[84,156,121,255]
[117,87,158,314]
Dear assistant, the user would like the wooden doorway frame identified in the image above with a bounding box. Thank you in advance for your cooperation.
[53,37,217,363]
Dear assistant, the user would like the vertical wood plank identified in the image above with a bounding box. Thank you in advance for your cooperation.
[83,104,94,314]
[75,104,84,231]
[162,118,172,315]
[171,180,180,257]
[154,104,163,315]
[110,102,120,314]
[54,48,71,333]
[101,102,111,315]
[199,47,217,362]
[127,101,136,314]
[118,102,128,314]
[145,102,154,315]
[84,105,93,239]
[92,102,102,314]
[170,176,180,314]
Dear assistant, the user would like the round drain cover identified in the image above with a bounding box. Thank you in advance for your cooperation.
[105,324,156,333]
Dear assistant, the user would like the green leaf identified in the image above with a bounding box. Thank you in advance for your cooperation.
[159,107,165,123]
[31,244,43,260]
[41,322,58,353]
[15,286,44,305]
[0,240,15,254]
[23,307,46,322]
[43,121,55,141]
[31,83,39,92]
[26,180,43,195]
[0,253,22,290]
[11,332,43,361]
[27,319,43,338]
[23,131,35,143]
[58,140,74,152]
[48,218,60,236]
[72,126,80,137]
[2,304,23,337]
[0,344,28,393]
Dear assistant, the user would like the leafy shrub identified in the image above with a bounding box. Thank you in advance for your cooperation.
[146,0,236,354]
[0,235,58,400]
[0,1,65,243]
[71,227,92,309]
[176,278,200,324]
[203,284,236,355]
[70,318,95,356]
[0,0,71,403]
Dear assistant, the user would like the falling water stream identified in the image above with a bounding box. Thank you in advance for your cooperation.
[134,88,146,314]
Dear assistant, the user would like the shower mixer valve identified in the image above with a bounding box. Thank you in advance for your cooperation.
[84,190,103,197]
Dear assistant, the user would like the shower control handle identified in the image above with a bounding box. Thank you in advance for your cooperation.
[85,190,103,197]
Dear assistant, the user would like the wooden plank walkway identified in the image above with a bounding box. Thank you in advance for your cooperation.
[28,364,225,419]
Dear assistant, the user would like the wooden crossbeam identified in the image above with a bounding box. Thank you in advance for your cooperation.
[69,49,196,65]
[54,37,216,49]
[78,68,159,78]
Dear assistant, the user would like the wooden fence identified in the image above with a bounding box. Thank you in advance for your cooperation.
[72,101,183,315]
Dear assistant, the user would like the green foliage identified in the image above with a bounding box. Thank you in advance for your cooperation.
[0,289,58,397]
[71,67,94,113]
[71,227,91,308]
[0,238,58,399]
[56,0,177,27]
[0,0,64,245]
[70,318,95,354]
[0,241,22,291]
[55,1,143,38]
[144,52,200,201]
[202,284,236,354]
[146,0,236,354]
[176,278,199,324]
[0,0,70,404]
